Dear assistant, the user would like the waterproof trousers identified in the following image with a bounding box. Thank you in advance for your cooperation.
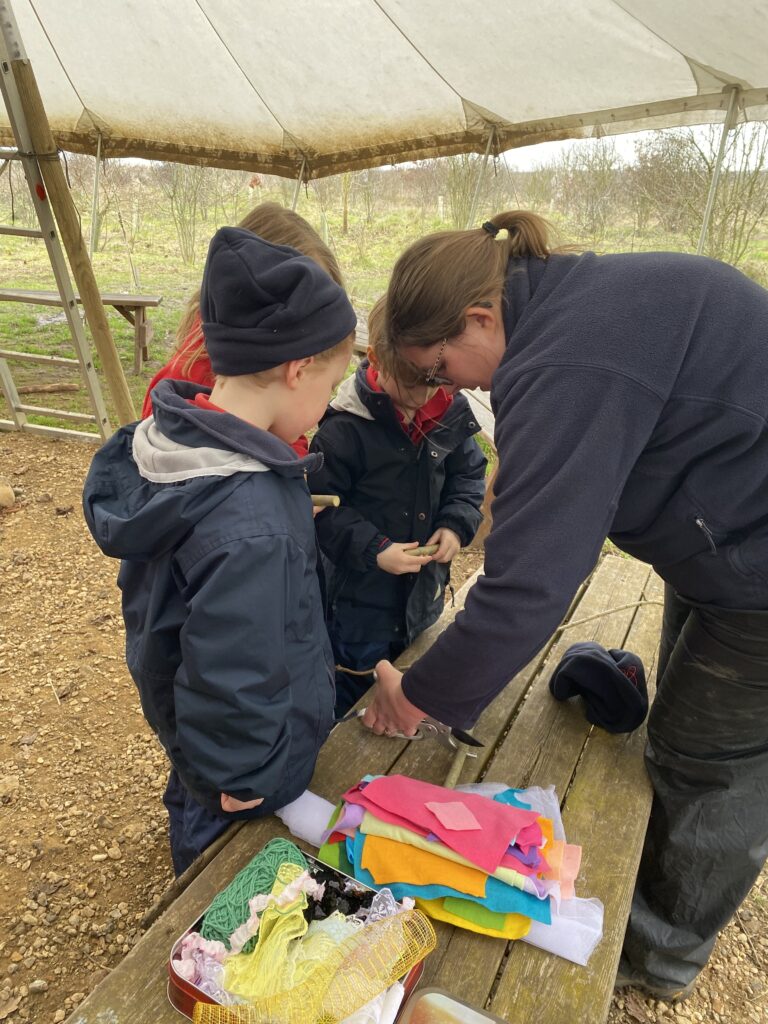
[623,582,768,989]
[163,768,230,877]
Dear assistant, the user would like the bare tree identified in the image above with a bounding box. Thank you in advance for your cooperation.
[549,139,623,243]
[441,154,492,228]
[630,124,768,266]
[340,172,352,235]
[357,169,381,225]
[153,162,206,264]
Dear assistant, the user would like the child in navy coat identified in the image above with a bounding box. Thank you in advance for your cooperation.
[309,299,486,715]
[84,228,356,874]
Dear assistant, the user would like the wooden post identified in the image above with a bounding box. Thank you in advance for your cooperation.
[9,60,136,425]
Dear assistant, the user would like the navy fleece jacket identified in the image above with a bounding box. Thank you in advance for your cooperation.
[402,252,768,727]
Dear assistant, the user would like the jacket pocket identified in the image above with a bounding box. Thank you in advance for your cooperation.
[694,514,718,555]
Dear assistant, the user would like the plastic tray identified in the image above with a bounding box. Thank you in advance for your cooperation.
[398,986,509,1024]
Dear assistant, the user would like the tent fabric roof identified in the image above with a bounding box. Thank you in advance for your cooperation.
[2,0,768,179]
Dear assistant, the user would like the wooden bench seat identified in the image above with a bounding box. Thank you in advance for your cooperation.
[0,287,163,374]
[68,553,662,1024]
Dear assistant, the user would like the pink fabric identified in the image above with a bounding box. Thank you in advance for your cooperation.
[341,790,432,836]
[512,821,544,854]
[342,776,540,874]
[425,800,482,831]
[558,843,582,899]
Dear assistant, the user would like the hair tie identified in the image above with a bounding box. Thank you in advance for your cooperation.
[481,221,500,238]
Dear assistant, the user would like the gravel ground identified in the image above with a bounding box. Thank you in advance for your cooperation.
[0,433,765,1024]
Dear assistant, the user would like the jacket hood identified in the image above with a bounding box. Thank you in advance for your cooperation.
[330,371,375,420]
[83,379,320,561]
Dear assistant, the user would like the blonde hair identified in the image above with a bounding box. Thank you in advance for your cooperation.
[383,211,554,361]
[176,202,344,376]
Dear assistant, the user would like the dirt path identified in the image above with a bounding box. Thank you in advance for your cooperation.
[0,434,765,1024]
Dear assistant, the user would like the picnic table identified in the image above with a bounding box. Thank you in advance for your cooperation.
[0,287,162,374]
[68,552,662,1024]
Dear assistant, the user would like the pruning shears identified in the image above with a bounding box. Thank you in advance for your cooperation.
[335,707,483,756]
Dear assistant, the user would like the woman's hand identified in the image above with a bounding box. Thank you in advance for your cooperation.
[377,541,433,575]
[426,527,461,563]
[362,660,425,737]
[220,793,264,813]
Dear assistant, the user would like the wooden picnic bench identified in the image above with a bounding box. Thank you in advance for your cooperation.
[0,287,162,374]
[68,553,662,1024]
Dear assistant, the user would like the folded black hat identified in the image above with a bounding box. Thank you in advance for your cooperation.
[200,226,357,375]
[549,641,648,734]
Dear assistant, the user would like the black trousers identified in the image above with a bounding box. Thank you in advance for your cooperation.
[623,582,768,988]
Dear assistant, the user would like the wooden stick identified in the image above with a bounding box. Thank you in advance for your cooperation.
[408,544,439,557]
[559,599,663,631]
[310,494,341,507]
[17,381,79,395]
[10,58,136,425]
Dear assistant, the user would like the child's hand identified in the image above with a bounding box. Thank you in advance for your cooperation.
[377,541,433,575]
[220,793,264,813]
[426,528,461,563]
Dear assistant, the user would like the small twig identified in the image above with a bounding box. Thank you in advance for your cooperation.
[335,664,376,677]
[560,599,664,631]
[84,951,110,971]
[49,680,61,706]
[736,909,762,967]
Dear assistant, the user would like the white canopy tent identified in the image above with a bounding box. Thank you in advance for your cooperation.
[1,0,767,180]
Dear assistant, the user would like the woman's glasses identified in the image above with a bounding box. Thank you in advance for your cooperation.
[420,337,453,387]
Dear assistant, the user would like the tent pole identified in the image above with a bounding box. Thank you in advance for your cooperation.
[88,131,102,258]
[696,85,741,256]
[291,158,307,210]
[465,128,496,229]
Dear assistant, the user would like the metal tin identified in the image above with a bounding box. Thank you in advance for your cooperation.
[167,849,426,1020]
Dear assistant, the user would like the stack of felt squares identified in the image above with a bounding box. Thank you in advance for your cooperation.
[318,775,604,966]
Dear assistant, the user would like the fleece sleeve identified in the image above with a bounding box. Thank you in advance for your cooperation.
[433,436,488,546]
[309,422,389,571]
[402,364,664,727]
[173,533,303,804]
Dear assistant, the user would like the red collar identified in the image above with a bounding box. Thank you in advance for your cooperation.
[366,365,452,439]
[188,392,227,413]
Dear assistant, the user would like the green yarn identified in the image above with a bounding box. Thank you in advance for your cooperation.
[200,838,308,953]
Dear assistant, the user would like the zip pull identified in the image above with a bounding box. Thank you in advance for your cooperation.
[695,516,717,555]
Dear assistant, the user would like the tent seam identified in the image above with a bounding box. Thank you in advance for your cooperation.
[193,0,309,166]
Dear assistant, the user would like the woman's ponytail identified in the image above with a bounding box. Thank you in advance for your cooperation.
[482,211,552,259]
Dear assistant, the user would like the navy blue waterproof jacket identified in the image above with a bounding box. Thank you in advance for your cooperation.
[308,362,487,645]
[402,251,768,727]
[82,380,335,815]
